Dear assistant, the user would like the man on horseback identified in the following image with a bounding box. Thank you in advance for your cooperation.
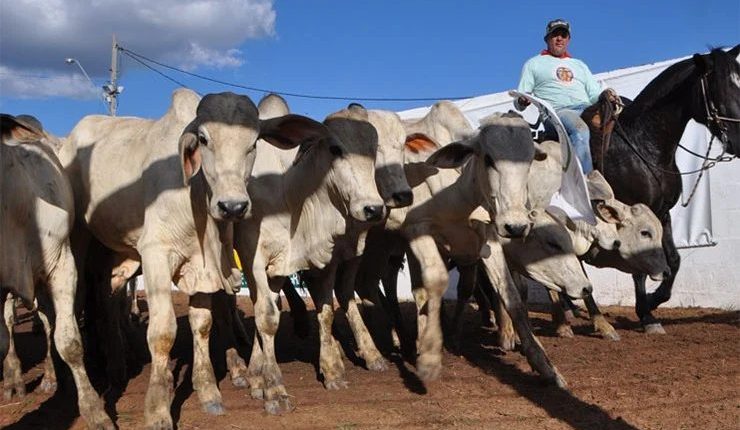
[515,18,617,174]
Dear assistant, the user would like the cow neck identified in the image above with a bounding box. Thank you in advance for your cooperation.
[282,148,347,266]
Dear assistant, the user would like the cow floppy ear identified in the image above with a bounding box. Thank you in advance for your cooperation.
[594,201,624,224]
[1,113,45,145]
[259,114,329,150]
[179,121,202,186]
[405,133,438,154]
[425,141,476,168]
[586,170,615,201]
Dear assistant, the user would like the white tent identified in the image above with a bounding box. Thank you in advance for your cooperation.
[395,54,740,309]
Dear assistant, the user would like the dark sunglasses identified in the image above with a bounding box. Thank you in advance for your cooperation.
[549,28,570,39]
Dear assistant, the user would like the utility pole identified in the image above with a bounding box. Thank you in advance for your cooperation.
[104,34,121,116]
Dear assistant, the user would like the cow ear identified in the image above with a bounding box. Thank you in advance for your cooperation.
[404,162,439,188]
[1,114,45,145]
[595,201,624,224]
[586,170,615,201]
[179,122,202,186]
[425,141,476,168]
[533,146,548,161]
[259,114,329,150]
[405,133,439,154]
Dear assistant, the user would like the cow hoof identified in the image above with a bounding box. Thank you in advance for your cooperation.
[644,323,666,335]
[202,400,226,415]
[324,378,349,390]
[250,388,264,400]
[3,389,13,401]
[264,395,294,415]
[231,376,248,388]
[553,373,568,390]
[600,329,621,341]
[145,417,173,430]
[40,378,57,394]
[416,358,442,382]
[366,357,389,372]
[498,335,517,351]
[556,325,575,338]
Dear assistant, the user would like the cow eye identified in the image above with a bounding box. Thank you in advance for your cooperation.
[640,230,652,239]
[198,133,208,146]
[329,144,344,157]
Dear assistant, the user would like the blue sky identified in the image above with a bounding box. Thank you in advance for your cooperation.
[1,1,738,136]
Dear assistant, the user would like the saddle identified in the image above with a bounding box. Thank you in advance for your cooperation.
[581,90,626,172]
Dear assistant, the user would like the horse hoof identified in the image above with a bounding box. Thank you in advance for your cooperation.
[644,323,666,335]
[324,378,349,390]
[202,400,226,415]
[366,357,389,372]
[264,395,294,415]
[231,376,248,388]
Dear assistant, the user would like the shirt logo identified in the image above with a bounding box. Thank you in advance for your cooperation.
[556,66,574,84]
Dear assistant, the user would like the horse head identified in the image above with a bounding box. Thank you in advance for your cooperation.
[692,45,740,156]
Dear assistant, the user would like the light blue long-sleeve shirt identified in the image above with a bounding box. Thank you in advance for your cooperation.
[517,54,603,111]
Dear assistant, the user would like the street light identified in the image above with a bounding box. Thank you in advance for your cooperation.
[64,57,109,114]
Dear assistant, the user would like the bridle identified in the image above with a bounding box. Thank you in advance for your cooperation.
[698,71,740,150]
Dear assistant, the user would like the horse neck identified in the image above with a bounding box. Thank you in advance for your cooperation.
[619,83,696,164]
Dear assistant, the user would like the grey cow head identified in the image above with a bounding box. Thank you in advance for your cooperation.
[425,116,544,239]
[179,92,330,221]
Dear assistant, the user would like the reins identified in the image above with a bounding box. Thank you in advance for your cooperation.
[611,71,737,206]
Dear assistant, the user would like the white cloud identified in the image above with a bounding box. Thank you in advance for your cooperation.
[0,0,276,98]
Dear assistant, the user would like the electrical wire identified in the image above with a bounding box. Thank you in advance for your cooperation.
[118,46,475,102]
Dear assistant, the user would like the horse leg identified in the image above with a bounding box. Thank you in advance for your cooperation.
[451,264,477,353]
[283,276,309,339]
[648,216,680,311]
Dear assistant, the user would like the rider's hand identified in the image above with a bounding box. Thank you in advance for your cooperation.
[517,96,531,107]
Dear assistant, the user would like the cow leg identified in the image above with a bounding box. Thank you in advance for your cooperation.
[451,264,477,353]
[406,236,448,382]
[141,248,178,429]
[188,293,225,415]
[0,293,8,369]
[34,296,58,393]
[212,293,248,389]
[283,278,309,339]
[45,247,113,429]
[583,293,620,341]
[492,272,521,350]
[3,294,25,399]
[481,240,566,388]
[129,277,141,321]
[336,259,387,372]
[305,267,347,390]
[548,290,574,338]
[252,269,292,414]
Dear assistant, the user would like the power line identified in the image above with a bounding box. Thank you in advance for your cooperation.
[120,50,200,96]
[118,46,476,102]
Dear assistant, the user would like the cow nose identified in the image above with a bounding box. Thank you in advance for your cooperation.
[218,200,249,218]
[504,223,527,238]
[363,205,384,222]
[582,285,593,296]
[391,190,413,207]
[613,240,621,249]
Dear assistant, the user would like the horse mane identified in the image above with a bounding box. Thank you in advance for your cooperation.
[623,47,738,122]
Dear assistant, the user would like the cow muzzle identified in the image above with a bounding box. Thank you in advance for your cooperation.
[217,199,250,220]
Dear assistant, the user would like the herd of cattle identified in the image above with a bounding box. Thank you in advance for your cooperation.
[1,90,669,429]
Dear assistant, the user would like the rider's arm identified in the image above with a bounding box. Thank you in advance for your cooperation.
[582,62,603,105]
[514,59,536,110]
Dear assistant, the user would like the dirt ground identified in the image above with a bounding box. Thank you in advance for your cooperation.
[1,292,738,430]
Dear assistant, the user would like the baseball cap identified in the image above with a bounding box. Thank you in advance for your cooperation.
[544,19,570,40]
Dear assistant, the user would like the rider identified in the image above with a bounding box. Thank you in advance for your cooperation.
[515,18,615,174]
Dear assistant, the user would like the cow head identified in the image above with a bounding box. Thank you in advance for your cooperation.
[0,113,46,146]
[178,91,329,221]
[426,115,541,239]
[594,201,668,280]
